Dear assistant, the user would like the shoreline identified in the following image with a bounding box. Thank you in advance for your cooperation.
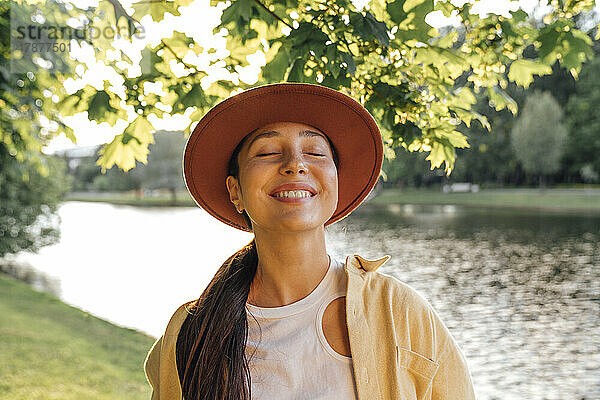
[64,188,600,214]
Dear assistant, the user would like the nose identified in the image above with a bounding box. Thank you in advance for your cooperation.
[280,151,308,175]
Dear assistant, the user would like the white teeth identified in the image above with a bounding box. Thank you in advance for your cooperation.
[273,190,312,198]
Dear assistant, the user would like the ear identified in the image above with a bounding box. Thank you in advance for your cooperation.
[226,175,243,211]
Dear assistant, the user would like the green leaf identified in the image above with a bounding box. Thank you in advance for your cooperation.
[537,22,593,73]
[221,0,255,25]
[57,88,87,116]
[262,43,292,81]
[486,86,518,115]
[537,25,562,63]
[340,51,356,76]
[57,120,77,142]
[172,84,207,112]
[434,1,455,18]
[452,86,476,108]
[139,48,164,79]
[367,82,411,108]
[286,57,308,82]
[122,116,155,146]
[425,140,456,174]
[97,133,150,172]
[559,30,594,72]
[391,0,435,43]
[288,22,329,54]
[97,117,155,171]
[508,59,552,88]
[509,9,529,24]
[387,0,407,23]
[204,80,236,98]
[87,90,119,126]
[403,0,429,11]
[132,0,189,23]
[432,31,458,48]
[391,121,421,146]
[163,31,194,60]
[438,130,469,148]
[471,111,491,131]
[365,12,390,46]
[350,11,390,46]
[110,0,138,38]
[321,73,351,89]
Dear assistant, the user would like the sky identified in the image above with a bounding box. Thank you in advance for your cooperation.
[41,0,590,154]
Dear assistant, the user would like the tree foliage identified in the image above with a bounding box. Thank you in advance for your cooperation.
[3,0,598,176]
[1,0,76,172]
[564,55,600,181]
[510,90,568,181]
[0,144,70,257]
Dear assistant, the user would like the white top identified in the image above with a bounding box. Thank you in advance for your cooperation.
[245,255,358,399]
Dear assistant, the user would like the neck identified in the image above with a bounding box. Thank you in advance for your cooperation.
[247,226,330,307]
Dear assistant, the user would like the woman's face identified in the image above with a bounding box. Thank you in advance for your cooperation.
[226,121,338,233]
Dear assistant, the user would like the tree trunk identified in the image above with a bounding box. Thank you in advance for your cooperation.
[170,188,176,205]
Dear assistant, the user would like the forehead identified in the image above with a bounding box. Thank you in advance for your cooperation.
[244,122,329,149]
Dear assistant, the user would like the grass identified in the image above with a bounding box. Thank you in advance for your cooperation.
[65,188,600,213]
[64,191,195,207]
[369,187,600,213]
[0,273,156,400]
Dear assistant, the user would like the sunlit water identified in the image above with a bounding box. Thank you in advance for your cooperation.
[11,201,600,400]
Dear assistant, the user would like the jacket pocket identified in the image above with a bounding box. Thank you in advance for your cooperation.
[396,346,440,400]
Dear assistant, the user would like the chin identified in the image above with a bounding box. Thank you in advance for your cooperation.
[269,219,327,232]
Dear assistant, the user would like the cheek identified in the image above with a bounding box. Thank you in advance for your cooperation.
[239,161,272,196]
[319,162,338,193]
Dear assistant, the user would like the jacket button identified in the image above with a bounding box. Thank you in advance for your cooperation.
[362,367,369,383]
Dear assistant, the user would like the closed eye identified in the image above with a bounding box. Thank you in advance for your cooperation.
[257,153,325,157]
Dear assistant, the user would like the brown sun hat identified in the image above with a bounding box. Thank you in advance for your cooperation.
[182,82,383,232]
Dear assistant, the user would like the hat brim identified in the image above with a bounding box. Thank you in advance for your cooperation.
[183,83,383,232]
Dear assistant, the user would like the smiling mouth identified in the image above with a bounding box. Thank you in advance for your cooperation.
[269,191,317,200]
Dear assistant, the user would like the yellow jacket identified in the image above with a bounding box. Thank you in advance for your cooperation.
[144,254,476,400]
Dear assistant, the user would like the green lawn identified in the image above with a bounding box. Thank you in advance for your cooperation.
[64,191,195,207]
[0,273,156,400]
[369,188,600,213]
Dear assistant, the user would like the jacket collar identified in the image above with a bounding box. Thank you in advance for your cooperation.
[344,253,392,274]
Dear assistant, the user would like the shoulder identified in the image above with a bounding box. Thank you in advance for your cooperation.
[164,300,196,340]
[144,301,195,378]
[346,253,438,323]
[349,253,434,312]
[366,269,436,314]
[144,300,195,397]
[363,269,457,359]
[369,272,477,397]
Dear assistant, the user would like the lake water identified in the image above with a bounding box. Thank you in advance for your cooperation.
[11,201,600,400]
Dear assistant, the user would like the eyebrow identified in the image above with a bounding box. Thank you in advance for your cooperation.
[247,130,328,150]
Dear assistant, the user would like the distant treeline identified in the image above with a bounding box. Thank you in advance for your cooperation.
[381,38,600,188]
[61,131,187,195]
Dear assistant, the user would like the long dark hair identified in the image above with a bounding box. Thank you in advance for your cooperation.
[175,126,339,400]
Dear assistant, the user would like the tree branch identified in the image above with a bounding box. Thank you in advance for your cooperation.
[252,0,294,29]
[106,0,200,73]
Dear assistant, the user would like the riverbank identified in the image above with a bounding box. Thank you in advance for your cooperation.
[0,273,155,400]
[369,187,600,213]
[64,188,600,213]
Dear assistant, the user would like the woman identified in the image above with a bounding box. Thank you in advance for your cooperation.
[144,83,476,400]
